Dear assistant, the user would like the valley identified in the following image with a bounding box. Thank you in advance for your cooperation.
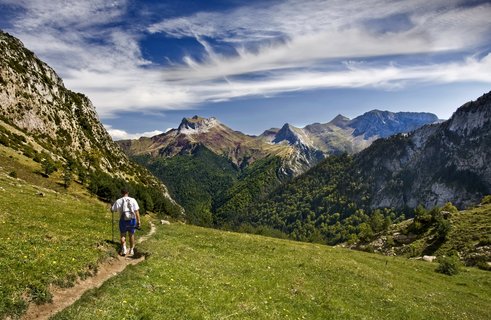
[0,25,490,320]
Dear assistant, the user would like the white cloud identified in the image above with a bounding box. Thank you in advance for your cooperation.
[4,0,128,30]
[150,0,491,81]
[104,124,163,141]
[2,0,491,120]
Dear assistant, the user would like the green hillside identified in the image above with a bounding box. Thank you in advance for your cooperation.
[133,145,287,228]
[133,145,239,226]
[360,201,491,268]
[54,223,490,320]
[2,144,490,320]
[0,145,152,319]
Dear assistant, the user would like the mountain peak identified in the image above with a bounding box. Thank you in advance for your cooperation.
[178,116,220,135]
[350,110,439,139]
[329,114,350,127]
[273,123,311,146]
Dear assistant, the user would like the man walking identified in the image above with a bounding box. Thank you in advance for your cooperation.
[111,188,141,256]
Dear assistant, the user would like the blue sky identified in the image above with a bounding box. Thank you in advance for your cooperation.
[1,0,490,139]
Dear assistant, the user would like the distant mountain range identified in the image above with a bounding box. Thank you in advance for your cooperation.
[117,109,439,224]
[260,110,439,169]
[119,111,439,176]
[118,115,293,169]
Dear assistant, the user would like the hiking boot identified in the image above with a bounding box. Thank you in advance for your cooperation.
[129,247,134,256]
[120,246,127,256]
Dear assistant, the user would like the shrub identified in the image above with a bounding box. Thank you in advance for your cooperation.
[435,219,451,240]
[386,235,395,247]
[28,284,53,304]
[435,255,460,276]
[62,166,72,189]
[481,195,491,205]
[358,222,374,242]
[476,260,491,271]
[0,134,9,146]
[440,202,458,214]
[41,158,57,176]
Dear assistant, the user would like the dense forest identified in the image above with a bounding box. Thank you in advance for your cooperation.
[231,154,402,244]
[130,145,404,244]
[133,145,238,225]
[132,144,289,227]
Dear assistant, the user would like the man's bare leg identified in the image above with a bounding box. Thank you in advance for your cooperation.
[120,233,127,255]
[129,233,135,254]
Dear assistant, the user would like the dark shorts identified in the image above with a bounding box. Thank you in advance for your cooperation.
[119,218,137,234]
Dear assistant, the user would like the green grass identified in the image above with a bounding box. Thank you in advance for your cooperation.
[382,203,491,266]
[436,205,491,257]
[54,223,491,320]
[0,146,151,319]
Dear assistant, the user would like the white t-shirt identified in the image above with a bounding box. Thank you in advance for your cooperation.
[112,196,140,220]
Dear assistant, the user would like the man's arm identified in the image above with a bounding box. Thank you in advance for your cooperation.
[135,210,141,228]
[111,200,119,212]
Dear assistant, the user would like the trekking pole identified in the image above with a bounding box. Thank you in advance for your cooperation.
[112,208,114,243]
[108,202,114,243]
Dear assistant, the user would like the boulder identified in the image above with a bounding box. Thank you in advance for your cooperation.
[422,255,437,262]
[160,220,171,225]
[393,232,417,244]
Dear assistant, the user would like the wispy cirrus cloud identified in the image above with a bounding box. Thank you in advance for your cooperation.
[149,0,491,81]
[1,0,491,123]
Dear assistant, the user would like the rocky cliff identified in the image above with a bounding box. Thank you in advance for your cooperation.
[0,31,127,171]
[0,30,179,209]
[263,110,439,168]
[356,91,491,209]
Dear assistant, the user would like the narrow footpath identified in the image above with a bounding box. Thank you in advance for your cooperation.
[22,222,157,320]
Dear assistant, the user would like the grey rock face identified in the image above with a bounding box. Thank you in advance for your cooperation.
[0,30,122,172]
[356,91,491,209]
[349,110,439,139]
[0,30,178,207]
[267,110,439,171]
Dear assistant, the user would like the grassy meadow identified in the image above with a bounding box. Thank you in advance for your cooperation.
[53,223,491,320]
[0,146,150,318]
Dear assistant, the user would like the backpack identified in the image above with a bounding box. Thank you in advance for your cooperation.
[122,197,135,221]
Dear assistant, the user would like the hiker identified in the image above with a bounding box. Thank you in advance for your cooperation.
[111,188,141,256]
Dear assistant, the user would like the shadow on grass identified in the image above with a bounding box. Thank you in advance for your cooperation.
[104,240,150,260]
[422,236,445,256]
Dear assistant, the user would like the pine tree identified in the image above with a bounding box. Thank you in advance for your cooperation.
[62,165,72,189]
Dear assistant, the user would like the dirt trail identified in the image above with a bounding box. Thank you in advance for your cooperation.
[22,222,156,320]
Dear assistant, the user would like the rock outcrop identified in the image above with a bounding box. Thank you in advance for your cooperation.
[356,91,491,209]
[0,30,179,209]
